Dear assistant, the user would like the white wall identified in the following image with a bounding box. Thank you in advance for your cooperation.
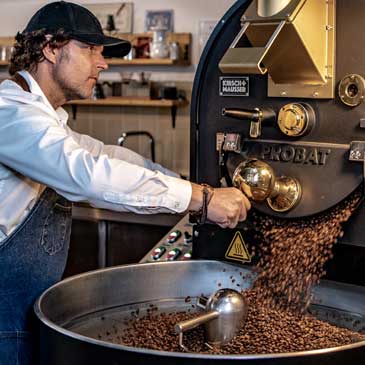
[0,0,237,81]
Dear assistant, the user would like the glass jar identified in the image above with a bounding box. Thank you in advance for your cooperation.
[150,27,169,59]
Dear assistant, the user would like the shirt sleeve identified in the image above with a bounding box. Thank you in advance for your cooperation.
[68,127,180,178]
[0,105,192,214]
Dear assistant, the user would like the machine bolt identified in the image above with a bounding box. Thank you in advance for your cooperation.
[313,92,319,97]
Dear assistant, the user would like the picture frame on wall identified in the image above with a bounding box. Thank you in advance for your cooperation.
[84,2,134,34]
[145,10,174,32]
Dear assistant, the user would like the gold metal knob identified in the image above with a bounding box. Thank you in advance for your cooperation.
[232,158,301,212]
[277,103,315,137]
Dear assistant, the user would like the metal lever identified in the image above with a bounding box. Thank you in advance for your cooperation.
[222,107,275,138]
[250,109,262,139]
[227,155,302,212]
[175,311,219,334]
[175,311,219,352]
[175,289,248,352]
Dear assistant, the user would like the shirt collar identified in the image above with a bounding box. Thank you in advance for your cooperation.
[18,70,69,125]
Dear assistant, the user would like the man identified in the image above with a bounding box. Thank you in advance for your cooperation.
[0,1,251,364]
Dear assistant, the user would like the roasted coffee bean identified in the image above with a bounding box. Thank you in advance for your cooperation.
[98,290,365,354]
[97,188,364,354]
[252,189,362,312]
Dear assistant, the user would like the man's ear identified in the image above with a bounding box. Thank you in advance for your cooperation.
[42,44,59,64]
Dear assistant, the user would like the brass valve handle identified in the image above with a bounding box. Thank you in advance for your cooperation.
[222,108,261,121]
[222,107,276,138]
[228,156,302,212]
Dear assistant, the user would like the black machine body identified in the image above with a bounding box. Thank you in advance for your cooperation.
[190,0,365,286]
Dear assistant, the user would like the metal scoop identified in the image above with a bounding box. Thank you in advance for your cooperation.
[175,288,248,351]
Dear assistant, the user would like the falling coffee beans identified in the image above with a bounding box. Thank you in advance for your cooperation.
[252,188,362,312]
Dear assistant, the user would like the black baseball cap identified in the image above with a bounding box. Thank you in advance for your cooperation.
[23,1,131,57]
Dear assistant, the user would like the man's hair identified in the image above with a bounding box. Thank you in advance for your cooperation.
[9,29,71,75]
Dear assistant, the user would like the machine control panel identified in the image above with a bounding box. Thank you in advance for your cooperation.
[139,214,193,263]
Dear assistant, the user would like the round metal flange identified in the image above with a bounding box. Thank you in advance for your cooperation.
[277,103,315,137]
[267,176,302,212]
[338,74,365,107]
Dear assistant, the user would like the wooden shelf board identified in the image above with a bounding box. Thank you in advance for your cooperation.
[67,97,188,107]
[105,58,189,66]
[0,59,190,67]
[0,33,192,67]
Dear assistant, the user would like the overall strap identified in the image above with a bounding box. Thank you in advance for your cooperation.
[10,72,30,92]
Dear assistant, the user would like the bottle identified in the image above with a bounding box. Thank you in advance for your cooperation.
[169,42,180,61]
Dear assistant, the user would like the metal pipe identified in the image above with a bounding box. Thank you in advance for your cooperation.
[117,131,156,162]
[174,311,219,334]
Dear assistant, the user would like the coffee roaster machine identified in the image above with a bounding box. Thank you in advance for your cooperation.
[35,1,365,364]
[192,0,365,285]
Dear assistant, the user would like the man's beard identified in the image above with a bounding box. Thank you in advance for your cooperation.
[57,78,91,101]
[52,48,92,101]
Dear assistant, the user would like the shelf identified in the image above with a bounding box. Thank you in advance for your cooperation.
[105,58,190,66]
[111,32,191,66]
[0,58,190,67]
[0,59,190,67]
[0,33,192,67]
[67,97,188,128]
[67,97,187,107]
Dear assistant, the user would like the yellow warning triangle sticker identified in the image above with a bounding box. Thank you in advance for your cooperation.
[225,231,251,263]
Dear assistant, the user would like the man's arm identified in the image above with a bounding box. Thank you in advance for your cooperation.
[68,128,251,226]
[68,128,179,177]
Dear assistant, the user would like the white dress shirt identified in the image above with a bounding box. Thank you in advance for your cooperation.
[0,71,192,242]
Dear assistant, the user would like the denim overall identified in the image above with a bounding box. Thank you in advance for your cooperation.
[0,188,72,364]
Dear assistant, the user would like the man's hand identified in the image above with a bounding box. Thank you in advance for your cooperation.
[188,184,251,228]
[208,187,251,228]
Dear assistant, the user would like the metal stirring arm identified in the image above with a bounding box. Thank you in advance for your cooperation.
[174,289,248,352]
[175,311,220,352]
